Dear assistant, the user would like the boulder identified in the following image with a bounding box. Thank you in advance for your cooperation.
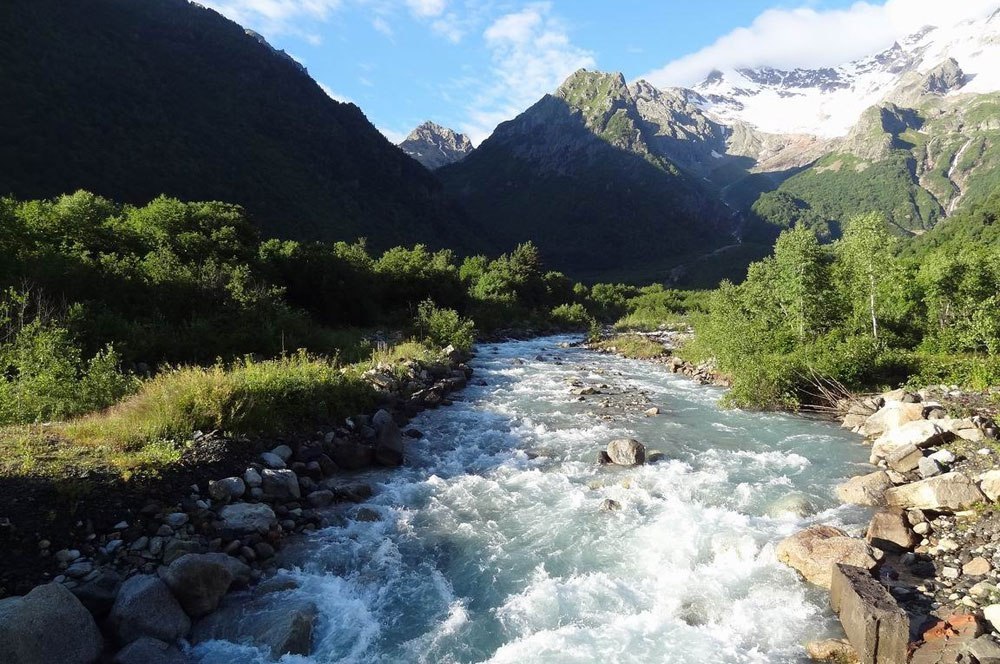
[371,409,393,430]
[271,445,293,462]
[0,583,103,664]
[870,420,954,461]
[861,402,925,439]
[261,469,301,501]
[113,637,188,664]
[373,419,404,467]
[259,452,286,469]
[986,605,1000,633]
[162,553,249,618]
[766,493,816,518]
[829,564,908,664]
[884,472,986,512]
[964,557,992,577]
[327,440,375,470]
[885,444,923,474]
[307,489,335,508]
[805,639,859,663]
[606,438,646,466]
[70,567,122,617]
[980,470,1000,502]
[967,635,1000,664]
[776,526,880,589]
[208,477,246,502]
[865,511,917,553]
[917,457,943,479]
[243,468,263,488]
[192,597,317,659]
[109,575,190,645]
[836,471,893,506]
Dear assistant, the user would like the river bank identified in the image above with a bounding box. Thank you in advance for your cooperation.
[0,344,474,663]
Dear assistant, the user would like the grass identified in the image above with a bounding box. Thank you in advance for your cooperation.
[0,342,439,479]
[593,334,667,360]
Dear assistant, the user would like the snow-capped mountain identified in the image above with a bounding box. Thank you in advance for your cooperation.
[687,10,1000,137]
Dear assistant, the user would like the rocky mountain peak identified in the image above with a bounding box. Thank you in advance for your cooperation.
[399,121,473,170]
[921,58,966,94]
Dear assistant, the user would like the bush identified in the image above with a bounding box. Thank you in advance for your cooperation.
[550,303,593,330]
[415,299,475,352]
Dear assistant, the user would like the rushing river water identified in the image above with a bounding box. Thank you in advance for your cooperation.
[195,336,874,664]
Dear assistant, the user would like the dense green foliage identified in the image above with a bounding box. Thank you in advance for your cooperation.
[0,191,641,426]
[685,198,1000,409]
[0,0,472,251]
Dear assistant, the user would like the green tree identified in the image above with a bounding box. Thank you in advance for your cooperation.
[836,212,896,340]
[772,225,830,340]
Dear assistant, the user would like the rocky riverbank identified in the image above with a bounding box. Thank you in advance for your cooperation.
[0,345,473,663]
[583,329,731,387]
[780,386,1000,664]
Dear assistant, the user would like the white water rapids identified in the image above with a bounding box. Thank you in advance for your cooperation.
[194,336,873,663]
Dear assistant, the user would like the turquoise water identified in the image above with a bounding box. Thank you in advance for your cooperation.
[194,336,873,663]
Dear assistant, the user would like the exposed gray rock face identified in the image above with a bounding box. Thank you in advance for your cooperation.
[399,121,473,170]
[0,583,104,664]
[109,575,191,645]
[921,58,966,94]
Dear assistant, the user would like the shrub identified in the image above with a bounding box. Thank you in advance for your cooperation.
[550,303,593,330]
[415,299,475,352]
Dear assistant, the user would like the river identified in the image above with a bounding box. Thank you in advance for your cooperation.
[194,336,873,663]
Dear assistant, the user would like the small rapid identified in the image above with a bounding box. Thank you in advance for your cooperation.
[194,336,873,663]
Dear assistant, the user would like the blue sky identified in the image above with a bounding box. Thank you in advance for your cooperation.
[199,0,999,143]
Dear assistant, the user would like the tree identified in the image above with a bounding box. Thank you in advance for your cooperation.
[772,225,830,340]
[836,212,896,340]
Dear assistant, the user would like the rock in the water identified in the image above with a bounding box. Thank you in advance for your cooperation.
[374,419,404,467]
[219,503,278,533]
[596,450,612,465]
[766,493,816,518]
[600,499,621,512]
[307,489,335,508]
[113,637,188,664]
[829,564,908,664]
[0,583,104,664]
[861,402,925,439]
[884,472,985,512]
[261,469,301,501]
[865,511,917,553]
[162,553,249,618]
[776,526,879,589]
[109,575,190,645]
[805,639,858,663]
[606,438,645,466]
[208,477,246,502]
[836,471,893,506]
[327,440,375,470]
[192,597,317,659]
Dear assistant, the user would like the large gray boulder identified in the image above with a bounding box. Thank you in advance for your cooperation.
[208,477,246,503]
[0,583,103,664]
[606,439,646,466]
[884,472,986,512]
[113,637,188,664]
[162,553,250,618]
[830,564,908,664]
[261,469,301,501]
[71,567,122,617]
[865,511,917,553]
[835,471,892,506]
[870,420,953,462]
[327,440,375,470]
[192,597,317,659]
[374,419,404,467]
[109,575,190,645]
[776,525,880,589]
[217,503,277,534]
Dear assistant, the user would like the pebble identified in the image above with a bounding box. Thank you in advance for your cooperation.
[113,521,128,530]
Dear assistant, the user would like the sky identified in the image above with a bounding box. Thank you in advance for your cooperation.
[198,0,1000,145]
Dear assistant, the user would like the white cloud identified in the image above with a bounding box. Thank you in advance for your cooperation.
[405,0,447,18]
[377,125,409,144]
[200,0,342,32]
[460,2,595,144]
[372,15,394,37]
[644,0,1000,87]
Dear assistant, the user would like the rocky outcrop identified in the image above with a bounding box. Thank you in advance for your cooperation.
[399,121,473,170]
[829,564,908,664]
[776,526,880,589]
[0,583,103,664]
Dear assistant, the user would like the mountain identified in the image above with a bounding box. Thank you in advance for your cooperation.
[438,70,740,283]
[0,0,472,251]
[399,122,473,170]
